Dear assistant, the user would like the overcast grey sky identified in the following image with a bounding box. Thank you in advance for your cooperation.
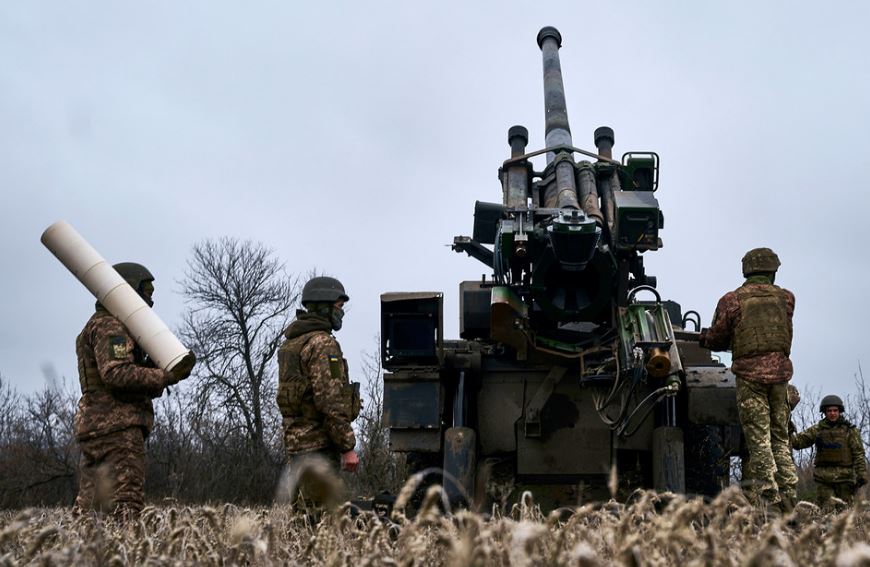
[2,2,868,405]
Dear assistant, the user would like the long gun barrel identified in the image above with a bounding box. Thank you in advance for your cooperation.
[537,27,581,211]
[538,27,573,156]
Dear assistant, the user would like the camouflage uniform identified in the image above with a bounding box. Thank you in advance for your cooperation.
[277,310,360,459]
[74,306,169,518]
[792,417,868,506]
[277,309,360,507]
[700,273,798,506]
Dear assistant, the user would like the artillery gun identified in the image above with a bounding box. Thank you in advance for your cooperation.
[380,27,741,508]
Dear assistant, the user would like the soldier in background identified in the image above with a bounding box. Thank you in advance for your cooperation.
[74,263,194,519]
[699,248,798,511]
[277,276,361,508]
[792,395,868,508]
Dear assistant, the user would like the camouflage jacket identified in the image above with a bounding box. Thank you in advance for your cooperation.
[74,306,169,441]
[792,418,868,484]
[699,276,795,384]
[276,311,358,455]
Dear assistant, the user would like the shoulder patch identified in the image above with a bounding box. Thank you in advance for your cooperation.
[109,336,128,360]
[327,354,343,379]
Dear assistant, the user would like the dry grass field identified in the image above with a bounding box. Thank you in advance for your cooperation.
[1,486,869,566]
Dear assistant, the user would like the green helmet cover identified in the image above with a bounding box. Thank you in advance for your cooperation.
[301,276,349,306]
[113,262,155,291]
[742,248,781,277]
[819,394,844,413]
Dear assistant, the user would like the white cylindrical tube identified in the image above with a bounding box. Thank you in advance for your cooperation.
[41,220,191,372]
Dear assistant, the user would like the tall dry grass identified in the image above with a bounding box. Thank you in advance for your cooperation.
[1,486,869,566]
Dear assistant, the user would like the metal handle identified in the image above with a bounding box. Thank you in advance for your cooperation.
[628,285,661,304]
[682,310,701,331]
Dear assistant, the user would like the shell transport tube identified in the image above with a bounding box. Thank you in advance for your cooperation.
[41,220,191,373]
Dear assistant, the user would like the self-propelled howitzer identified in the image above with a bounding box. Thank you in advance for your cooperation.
[380,27,741,509]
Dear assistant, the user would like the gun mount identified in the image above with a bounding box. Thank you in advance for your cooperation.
[381,27,740,510]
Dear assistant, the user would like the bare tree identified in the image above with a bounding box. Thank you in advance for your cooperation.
[847,362,869,452]
[0,376,79,507]
[178,237,300,455]
[0,374,21,444]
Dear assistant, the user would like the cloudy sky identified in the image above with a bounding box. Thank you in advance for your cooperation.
[2,2,868,405]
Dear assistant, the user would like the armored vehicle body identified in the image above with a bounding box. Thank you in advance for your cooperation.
[381,27,741,508]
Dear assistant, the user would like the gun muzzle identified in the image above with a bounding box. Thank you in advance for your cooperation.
[537,27,572,156]
[538,27,580,211]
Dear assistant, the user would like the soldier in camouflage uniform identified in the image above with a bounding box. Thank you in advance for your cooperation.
[277,276,361,506]
[792,395,868,507]
[74,263,195,520]
[699,248,798,510]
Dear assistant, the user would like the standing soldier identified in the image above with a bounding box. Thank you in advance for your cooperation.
[699,247,798,511]
[74,263,194,520]
[277,276,360,506]
[792,395,868,507]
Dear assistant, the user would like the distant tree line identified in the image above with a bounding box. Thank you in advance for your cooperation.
[0,237,404,509]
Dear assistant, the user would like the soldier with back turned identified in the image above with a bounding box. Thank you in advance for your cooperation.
[699,248,798,512]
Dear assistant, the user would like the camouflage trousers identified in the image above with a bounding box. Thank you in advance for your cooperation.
[74,426,146,519]
[816,481,856,509]
[736,377,798,505]
[280,449,345,513]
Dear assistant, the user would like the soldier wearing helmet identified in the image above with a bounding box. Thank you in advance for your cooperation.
[792,394,868,507]
[277,276,361,505]
[699,248,798,511]
[73,262,194,519]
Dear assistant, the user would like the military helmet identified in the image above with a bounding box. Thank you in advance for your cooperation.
[742,247,781,276]
[113,262,154,291]
[819,394,845,413]
[301,276,349,305]
[786,384,801,411]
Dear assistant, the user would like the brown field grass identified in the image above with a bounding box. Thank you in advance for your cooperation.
[1,487,869,566]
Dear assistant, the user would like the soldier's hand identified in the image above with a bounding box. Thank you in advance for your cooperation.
[858,477,868,488]
[341,450,360,473]
[168,352,197,386]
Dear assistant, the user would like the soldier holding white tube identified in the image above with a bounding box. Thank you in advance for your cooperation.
[73,263,194,519]
[41,222,195,520]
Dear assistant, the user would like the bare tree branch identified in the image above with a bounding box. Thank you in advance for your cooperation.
[177,237,300,454]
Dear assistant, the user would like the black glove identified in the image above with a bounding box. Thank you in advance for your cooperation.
[858,477,868,488]
[167,352,197,386]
